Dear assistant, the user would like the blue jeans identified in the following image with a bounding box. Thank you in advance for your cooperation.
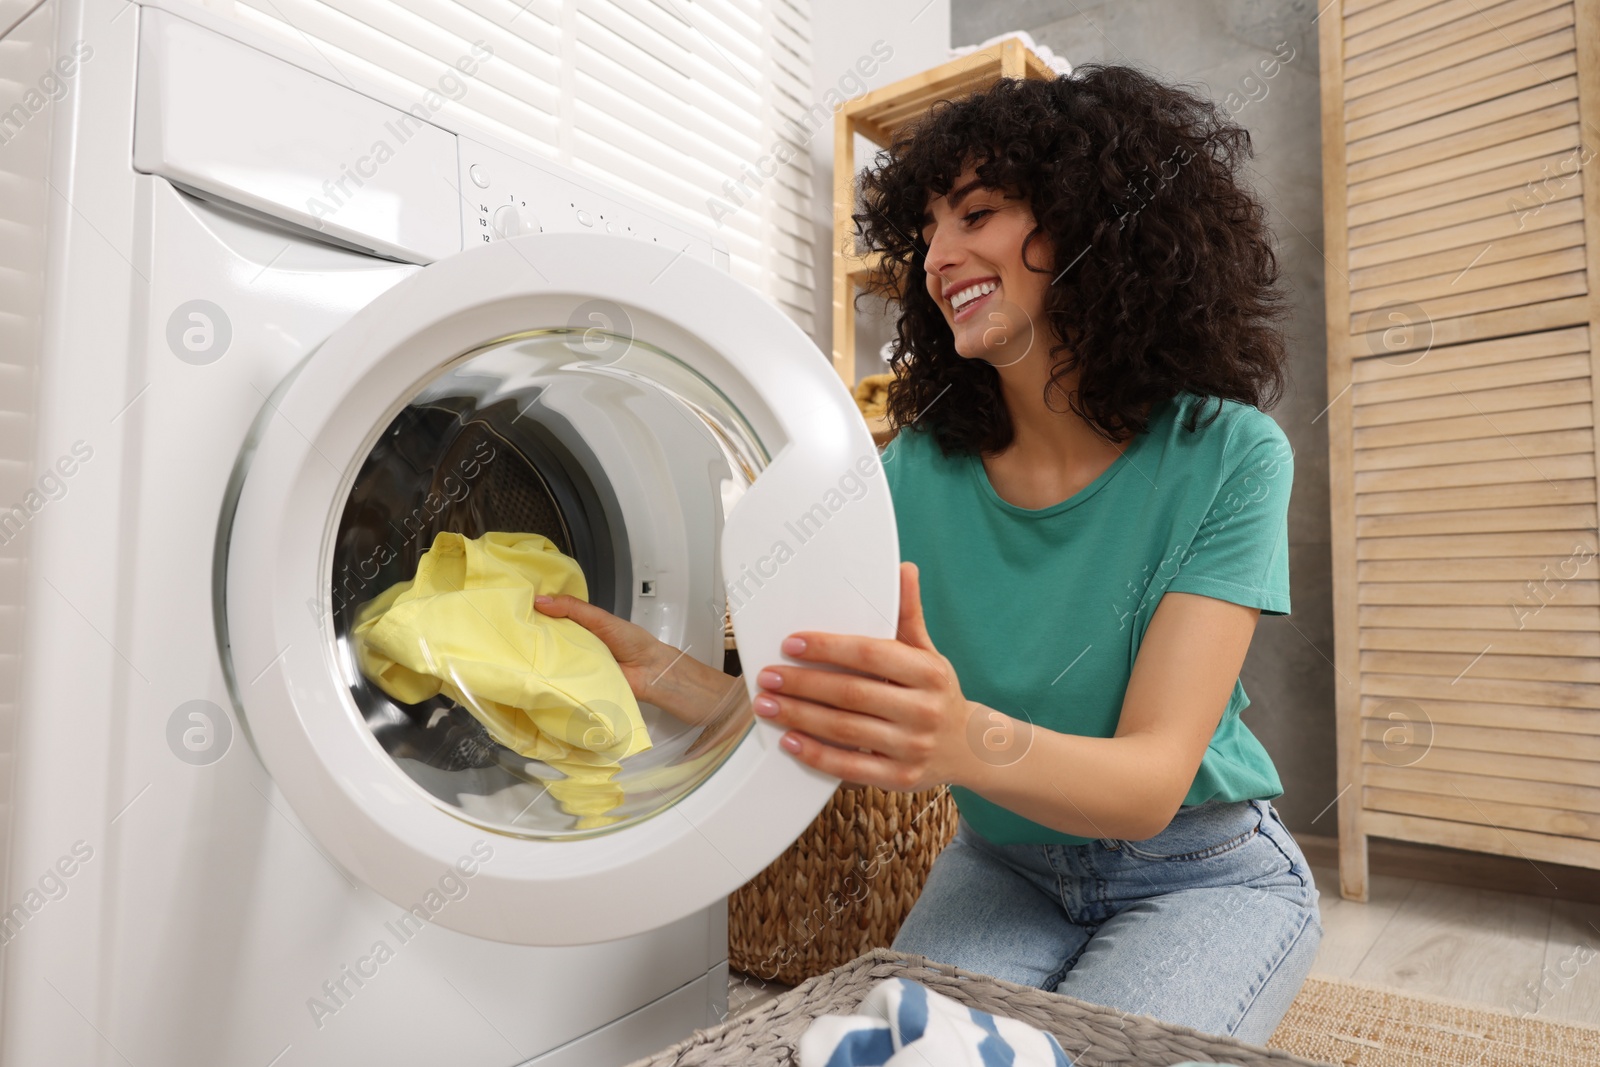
[891,797,1322,1047]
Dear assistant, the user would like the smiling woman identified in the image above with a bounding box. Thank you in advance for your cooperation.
[538,63,1322,1048]
[729,66,1324,1047]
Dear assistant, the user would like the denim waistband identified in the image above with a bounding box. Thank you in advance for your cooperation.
[959,798,1312,928]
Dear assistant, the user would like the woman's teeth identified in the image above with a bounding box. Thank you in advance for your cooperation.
[951,281,998,312]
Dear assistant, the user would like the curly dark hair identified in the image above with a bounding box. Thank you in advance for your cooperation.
[855,64,1290,455]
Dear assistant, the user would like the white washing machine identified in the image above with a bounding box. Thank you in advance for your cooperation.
[0,0,900,1064]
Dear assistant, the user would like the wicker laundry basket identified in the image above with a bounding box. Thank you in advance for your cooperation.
[626,948,1337,1067]
[727,784,958,985]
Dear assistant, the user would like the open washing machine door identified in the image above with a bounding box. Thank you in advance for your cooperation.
[221,231,900,947]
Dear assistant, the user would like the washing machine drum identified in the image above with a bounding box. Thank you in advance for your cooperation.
[336,399,604,799]
[327,328,748,839]
[223,233,899,945]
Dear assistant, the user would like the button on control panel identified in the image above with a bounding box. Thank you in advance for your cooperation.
[458,137,719,267]
[491,203,525,238]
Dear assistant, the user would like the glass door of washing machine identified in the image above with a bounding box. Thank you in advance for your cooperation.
[223,231,900,946]
[333,328,763,839]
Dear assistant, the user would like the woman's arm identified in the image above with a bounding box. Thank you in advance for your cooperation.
[955,591,1262,841]
[648,649,746,728]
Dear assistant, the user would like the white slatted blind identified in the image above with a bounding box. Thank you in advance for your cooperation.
[195,0,815,331]
[0,0,56,949]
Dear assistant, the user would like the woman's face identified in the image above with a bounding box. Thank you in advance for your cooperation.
[920,165,1054,364]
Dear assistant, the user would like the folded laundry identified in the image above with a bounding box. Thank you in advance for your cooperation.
[799,975,1249,1067]
[353,530,651,829]
[799,976,1074,1066]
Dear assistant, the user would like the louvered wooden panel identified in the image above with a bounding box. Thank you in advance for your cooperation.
[1361,604,1598,628]
[1361,694,1600,732]
[1364,786,1600,837]
[1347,2,1573,93]
[1358,581,1600,605]
[1363,628,1600,656]
[1321,0,1600,900]
[1352,197,1582,269]
[1365,761,1600,810]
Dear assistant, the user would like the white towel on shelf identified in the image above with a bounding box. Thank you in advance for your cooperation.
[797,976,1074,1066]
[949,31,1073,77]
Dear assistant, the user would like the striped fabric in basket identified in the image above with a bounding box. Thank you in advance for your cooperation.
[798,976,1074,1066]
[797,976,1250,1067]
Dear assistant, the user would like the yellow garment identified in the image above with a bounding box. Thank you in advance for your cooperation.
[353,531,652,828]
[853,372,895,420]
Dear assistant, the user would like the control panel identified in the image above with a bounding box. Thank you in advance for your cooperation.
[457,137,727,271]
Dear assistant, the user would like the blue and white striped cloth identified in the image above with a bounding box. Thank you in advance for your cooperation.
[798,976,1074,1066]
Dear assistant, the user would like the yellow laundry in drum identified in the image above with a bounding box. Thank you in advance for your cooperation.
[352,531,652,828]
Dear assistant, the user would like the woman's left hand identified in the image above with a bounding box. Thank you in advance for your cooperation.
[753,561,973,792]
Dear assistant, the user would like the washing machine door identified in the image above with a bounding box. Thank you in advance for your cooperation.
[222,232,900,946]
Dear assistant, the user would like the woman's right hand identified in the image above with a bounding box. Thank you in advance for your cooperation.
[534,593,675,705]
[535,593,747,731]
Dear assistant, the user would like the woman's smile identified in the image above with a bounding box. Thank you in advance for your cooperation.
[946,277,1000,323]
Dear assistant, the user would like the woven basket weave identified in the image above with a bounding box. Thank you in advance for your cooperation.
[727,784,959,985]
[626,948,1337,1067]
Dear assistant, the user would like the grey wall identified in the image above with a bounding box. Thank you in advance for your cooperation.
[951,1,1339,836]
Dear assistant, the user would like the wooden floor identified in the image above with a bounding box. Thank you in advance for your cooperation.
[727,862,1600,1028]
[1306,863,1600,1029]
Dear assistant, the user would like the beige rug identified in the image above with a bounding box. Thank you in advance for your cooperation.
[1266,975,1600,1066]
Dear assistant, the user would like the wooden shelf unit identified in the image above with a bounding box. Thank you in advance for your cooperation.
[830,38,1058,415]
[1317,0,1600,900]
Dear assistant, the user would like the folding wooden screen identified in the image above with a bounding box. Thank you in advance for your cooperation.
[1319,0,1600,899]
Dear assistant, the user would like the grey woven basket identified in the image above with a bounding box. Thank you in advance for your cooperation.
[624,948,1337,1067]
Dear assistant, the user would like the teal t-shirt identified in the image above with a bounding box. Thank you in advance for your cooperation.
[881,391,1293,846]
